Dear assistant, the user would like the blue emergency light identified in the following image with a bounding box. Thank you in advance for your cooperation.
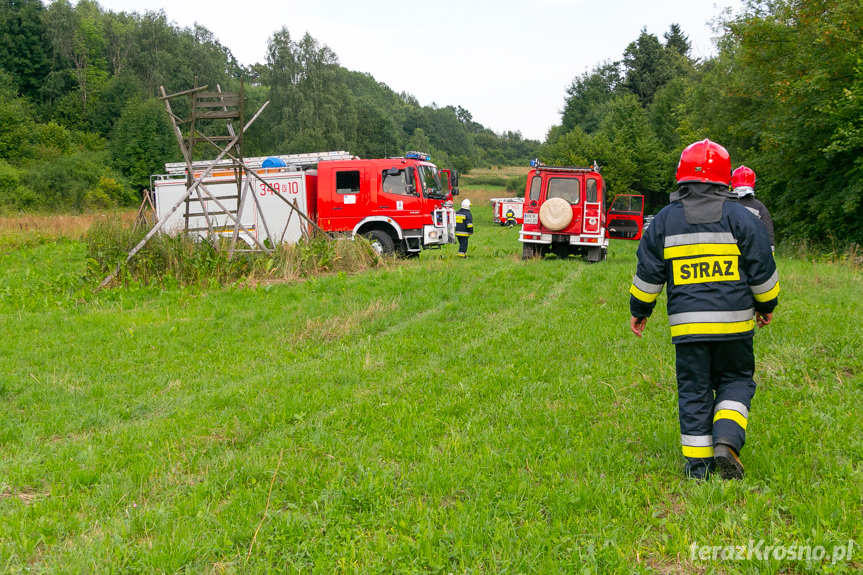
[405,151,430,161]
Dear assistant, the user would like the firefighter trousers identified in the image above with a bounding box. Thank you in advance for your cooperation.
[456,235,469,257]
[675,337,756,478]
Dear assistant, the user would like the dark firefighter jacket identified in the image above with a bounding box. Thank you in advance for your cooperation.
[630,200,779,344]
[736,195,775,248]
[505,209,516,222]
[455,208,473,236]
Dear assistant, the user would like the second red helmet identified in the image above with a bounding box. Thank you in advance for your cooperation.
[675,139,732,185]
[731,165,756,189]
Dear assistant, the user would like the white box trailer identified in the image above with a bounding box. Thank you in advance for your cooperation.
[490,197,525,225]
[152,152,356,247]
[153,168,314,246]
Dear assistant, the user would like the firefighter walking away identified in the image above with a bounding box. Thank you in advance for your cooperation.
[455,199,474,257]
[629,139,779,481]
[732,165,775,252]
[505,207,517,227]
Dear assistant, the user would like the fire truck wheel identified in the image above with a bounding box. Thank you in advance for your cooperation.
[363,230,395,255]
[539,197,573,231]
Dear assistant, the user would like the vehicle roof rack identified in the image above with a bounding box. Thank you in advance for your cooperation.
[163,151,356,174]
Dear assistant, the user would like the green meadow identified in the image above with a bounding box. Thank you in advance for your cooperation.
[1,204,861,574]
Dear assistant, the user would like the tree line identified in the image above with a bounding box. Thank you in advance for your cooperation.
[0,0,539,212]
[2,0,860,246]
[543,0,863,245]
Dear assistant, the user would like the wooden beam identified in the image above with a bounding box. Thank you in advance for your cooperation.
[159,84,209,100]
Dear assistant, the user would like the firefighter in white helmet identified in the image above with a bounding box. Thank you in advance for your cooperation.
[454,199,473,258]
[505,206,517,227]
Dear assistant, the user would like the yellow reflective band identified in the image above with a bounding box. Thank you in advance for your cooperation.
[682,445,715,458]
[455,215,465,223]
[673,256,739,285]
[714,409,748,430]
[664,243,741,259]
[630,284,660,303]
[670,319,756,337]
[753,282,780,302]
[455,233,470,237]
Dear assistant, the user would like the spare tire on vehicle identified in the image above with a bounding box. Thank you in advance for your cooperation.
[539,197,573,231]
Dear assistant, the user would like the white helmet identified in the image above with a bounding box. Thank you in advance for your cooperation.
[461,199,471,209]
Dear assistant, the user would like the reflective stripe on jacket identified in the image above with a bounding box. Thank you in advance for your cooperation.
[630,200,779,344]
[455,208,473,236]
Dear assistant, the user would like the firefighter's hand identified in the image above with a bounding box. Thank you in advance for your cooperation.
[756,312,773,328]
[630,316,648,337]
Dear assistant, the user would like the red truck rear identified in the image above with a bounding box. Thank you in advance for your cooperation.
[518,160,644,261]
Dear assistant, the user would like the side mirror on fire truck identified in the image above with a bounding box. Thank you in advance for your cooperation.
[441,169,460,196]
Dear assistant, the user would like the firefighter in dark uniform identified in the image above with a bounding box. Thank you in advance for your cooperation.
[629,139,779,480]
[732,165,775,252]
[505,207,517,227]
[455,199,474,257]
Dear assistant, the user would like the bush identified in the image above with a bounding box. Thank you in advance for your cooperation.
[450,154,473,175]
[0,161,40,211]
[39,121,73,154]
[25,152,136,211]
[109,98,178,189]
[505,174,528,194]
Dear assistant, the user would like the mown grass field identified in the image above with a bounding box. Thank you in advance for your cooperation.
[1,204,862,574]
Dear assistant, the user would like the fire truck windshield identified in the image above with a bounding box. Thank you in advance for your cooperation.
[417,165,446,199]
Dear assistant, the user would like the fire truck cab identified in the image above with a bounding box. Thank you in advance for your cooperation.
[519,160,644,261]
[315,151,456,255]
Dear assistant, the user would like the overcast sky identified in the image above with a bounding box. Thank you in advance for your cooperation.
[93,0,743,142]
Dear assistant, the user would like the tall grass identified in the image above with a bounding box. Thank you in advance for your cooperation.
[0,211,136,253]
[462,174,509,187]
[84,218,383,288]
[778,237,862,269]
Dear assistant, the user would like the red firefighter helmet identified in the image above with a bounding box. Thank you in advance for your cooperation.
[675,139,732,185]
[731,165,756,189]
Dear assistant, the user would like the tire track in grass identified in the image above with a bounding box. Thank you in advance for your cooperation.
[208,260,586,461]
[2,259,591,559]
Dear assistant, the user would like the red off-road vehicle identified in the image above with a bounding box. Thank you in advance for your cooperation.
[518,161,644,261]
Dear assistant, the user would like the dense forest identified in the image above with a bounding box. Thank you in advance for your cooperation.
[0,0,539,212]
[1,0,861,245]
[543,0,863,245]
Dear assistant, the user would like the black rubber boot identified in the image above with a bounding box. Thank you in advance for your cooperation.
[714,443,744,480]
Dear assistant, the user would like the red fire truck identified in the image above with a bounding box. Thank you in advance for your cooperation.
[518,160,644,261]
[153,151,458,255]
